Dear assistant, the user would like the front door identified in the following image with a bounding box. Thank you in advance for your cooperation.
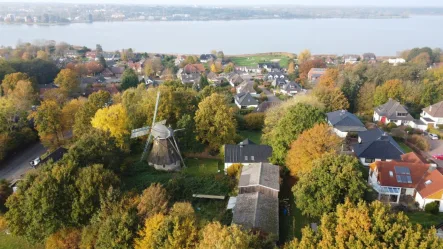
[381,116,387,124]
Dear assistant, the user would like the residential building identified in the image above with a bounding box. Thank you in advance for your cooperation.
[420,101,443,128]
[272,78,288,88]
[102,52,120,61]
[232,163,279,237]
[368,152,443,212]
[254,101,280,113]
[235,92,259,109]
[110,66,125,78]
[388,58,406,66]
[373,99,414,126]
[407,119,428,131]
[178,71,201,84]
[183,64,205,74]
[280,81,302,96]
[227,73,245,87]
[362,53,377,63]
[85,51,98,61]
[307,68,327,84]
[352,128,404,166]
[200,54,216,63]
[223,139,272,170]
[258,62,281,72]
[64,50,79,58]
[174,55,186,66]
[326,110,367,138]
[265,72,286,81]
[344,55,359,64]
[236,81,257,96]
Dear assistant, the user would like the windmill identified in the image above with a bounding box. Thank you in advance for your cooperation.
[130,91,186,171]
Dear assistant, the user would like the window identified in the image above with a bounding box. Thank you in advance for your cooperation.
[389,171,394,177]
[251,156,255,161]
[425,180,432,185]
[397,112,408,117]
[365,158,375,163]
[244,156,248,161]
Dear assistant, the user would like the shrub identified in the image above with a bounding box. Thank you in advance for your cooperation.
[437,124,443,130]
[259,92,268,103]
[244,113,265,130]
[407,134,430,151]
[385,122,398,131]
[424,201,439,215]
[227,163,243,178]
[235,114,246,130]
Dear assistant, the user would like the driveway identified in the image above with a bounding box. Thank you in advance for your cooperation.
[0,143,47,181]
[427,139,443,167]
[260,87,281,103]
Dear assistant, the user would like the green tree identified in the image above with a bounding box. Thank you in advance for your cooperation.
[223,63,234,73]
[194,93,237,151]
[36,50,49,61]
[176,114,202,153]
[121,68,139,90]
[0,59,15,83]
[356,82,376,115]
[137,183,169,221]
[98,55,107,68]
[285,200,443,248]
[0,179,12,213]
[313,86,349,112]
[292,154,368,219]
[54,68,79,95]
[244,112,265,130]
[29,100,63,147]
[266,103,325,165]
[373,79,405,106]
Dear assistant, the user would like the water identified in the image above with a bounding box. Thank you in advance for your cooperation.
[0,15,442,55]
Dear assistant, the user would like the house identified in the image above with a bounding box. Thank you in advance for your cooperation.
[227,73,245,87]
[388,58,406,66]
[110,66,125,78]
[258,62,281,72]
[373,99,414,126]
[63,50,79,58]
[254,101,280,113]
[307,68,327,84]
[224,139,272,170]
[420,101,443,128]
[362,53,376,63]
[174,55,186,66]
[128,60,143,74]
[272,78,288,88]
[232,163,279,237]
[102,52,120,61]
[407,119,428,132]
[368,152,443,212]
[236,81,257,96]
[183,64,205,74]
[344,55,359,64]
[280,82,302,96]
[101,68,114,78]
[85,51,98,61]
[200,54,216,63]
[265,72,286,81]
[352,128,404,166]
[207,72,223,85]
[326,110,367,138]
[179,72,201,85]
[235,93,259,109]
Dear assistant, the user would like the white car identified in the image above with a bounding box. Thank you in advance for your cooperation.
[29,157,41,167]
[429,133,439,140]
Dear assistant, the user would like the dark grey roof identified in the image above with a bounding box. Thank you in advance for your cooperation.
[327,110,367,132]
[239,163,280,191]
[273,78,287,86]
[374,99,414,121]
[200,54,216,61]
[224,143,272,163]
[235,93,258,106]
[258,62,281,69]
[181,72,201,84]
[240,139,255,145]
[254,101,280,113]
[281,82,302,92]
[237,81,256,94]
[233,192,279,236]
[352,128,404,160]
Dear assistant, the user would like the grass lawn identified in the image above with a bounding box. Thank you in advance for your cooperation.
[183,158,223,176]
[238,130,262,144]
[393,138,413,153]
[405,212,443,229]
[230,55,291,68]
[0,233,43,249]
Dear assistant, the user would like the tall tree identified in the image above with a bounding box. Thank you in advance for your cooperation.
[36,50,49,60]
[91,103,129,149]
[0,179,12,213]
[292,154,368,219]
[54,68,79,95]
[286,123,343,177]
[287,60,296,75]
[29,100,63,147]
[0,59,15,83]
[61,98,86,131]
[137,183,169,220]
[197,222,259,249]
[373,79,405,106]
[121,68,139,90]
[356,82,376,115]
[8,80,36,111]
[318,68,339,88]
[194,93,237,151]
[45,228,82,249]
[298,49,311,64]
[313,86,350,112]
[1,72,30,96]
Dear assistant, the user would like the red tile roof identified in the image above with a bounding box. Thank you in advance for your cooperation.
[416,168,443,199]
[184,64,205,74]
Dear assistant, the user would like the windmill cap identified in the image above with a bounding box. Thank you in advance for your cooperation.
[151,123,173,139]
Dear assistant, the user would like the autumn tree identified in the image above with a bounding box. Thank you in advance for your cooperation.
[36,50,49,60]
[144,60,153,76]
[244,112,265,130]
[121,68,139,90]
[299,59,326,82]
[8,80,36,111]
[137,183,169,220]
[373,79,405,106]
[42,88,68,106]
[1,72,31,95]
[91,103,129,149]
[223,62,234,73]
[194,93,237,151]
[54,68,79,95]
[45,228,82,249]
[197,222,259,249]
[151,57,164,75]
[85,61,104,76]
[29,100,64,147]
[318,68,339,88]
[286,123,342,176]
[313,86,349,112]
[292,154,368,218]
[285,200,443,248]
[298,49,311,63]
[61,98,86,131]
[287,60,295,75]
[265,103,325,165]
[356,82,376,115]
[0,179,12,213]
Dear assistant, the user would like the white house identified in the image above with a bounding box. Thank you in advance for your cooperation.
[326,110,367,138]
[223,139,272,170]
[420,101,443,129]
[388,58,406,66]
[236,81,258,97]
[373,99,414,126]
[280,82,303,96]
[234,92,259,109]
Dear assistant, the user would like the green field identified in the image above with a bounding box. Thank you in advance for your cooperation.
[405,212,443,229]
[230,55,291,68]
[0,233,43,249]
[238,130,262,144]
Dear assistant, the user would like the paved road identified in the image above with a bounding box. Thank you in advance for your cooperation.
[0,143,46,181]
[260,87,281,103]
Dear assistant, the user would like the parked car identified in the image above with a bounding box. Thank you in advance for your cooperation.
[433,154,443,161]
[429,133,439,140]
[29,157,40,167]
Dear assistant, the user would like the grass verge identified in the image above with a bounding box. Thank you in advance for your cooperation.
[238,130,262,144]
[405,211,443,229]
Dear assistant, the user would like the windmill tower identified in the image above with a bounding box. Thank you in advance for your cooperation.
[130,91,185,171]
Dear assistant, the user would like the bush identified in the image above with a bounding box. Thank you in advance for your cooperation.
[407,134,430,151]
[424,201,439,214]
[244,113,265,130]
[385,122,398,131]
[437,124,443,130]
[227,163,243,178]
[235,114,246,130]
[259,92,268,103]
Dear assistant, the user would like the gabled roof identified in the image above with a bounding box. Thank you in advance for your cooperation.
[374,99,413,121]
[237,81,256,94]
[423,101,443,118]
[281,81,302,92]
[254,101,280,113]
[235,93,258,106]
[327,110,367,132]
[224,142,272,164]
[183,64,205,74]
[353,128,404,160]
[232,192,279,236]
[240,138,255,145]
[370,152,432,189]
[110,66,125,75]
[416,167,443,199]
[239,163,280,191]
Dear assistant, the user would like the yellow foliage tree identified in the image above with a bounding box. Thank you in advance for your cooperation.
[54,69,79,95]
[198,222,258,249]
[45,228,81,249]
[210,63,217,73]
[373,79,405,106]
[288,61,295,74]
[318,68,339,88]
[286,123,343,176]
[313,86,349,112]
[91,103,129,149]
[298,49,311,63]
[36,50,49,60]
[61,98,86,131]
[134,213,167,249]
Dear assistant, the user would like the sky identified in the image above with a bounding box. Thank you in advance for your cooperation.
[1,0,443,7]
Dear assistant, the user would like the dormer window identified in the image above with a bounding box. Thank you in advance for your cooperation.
[425,180,432,185]
[397,112,408,117]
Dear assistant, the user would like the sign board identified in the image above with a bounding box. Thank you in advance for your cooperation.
[131,126,150,138]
